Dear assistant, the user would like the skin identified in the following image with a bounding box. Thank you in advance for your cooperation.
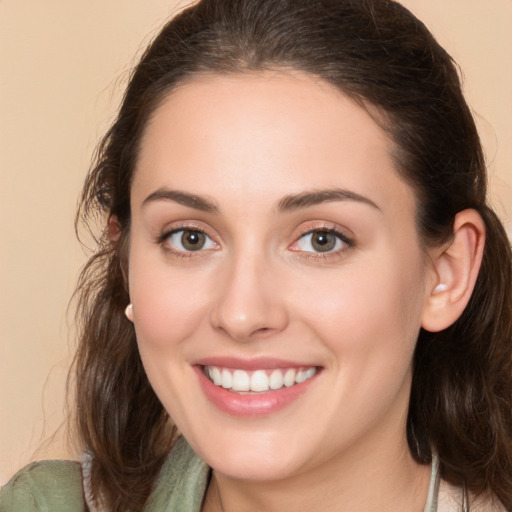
[127,71,437,511]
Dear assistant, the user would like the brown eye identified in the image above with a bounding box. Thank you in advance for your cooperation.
[291,228,350,254]
[166,229,217,252]
[181,230,206,251]
[310,231,337,252]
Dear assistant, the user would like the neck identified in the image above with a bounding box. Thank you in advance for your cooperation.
[202,438,431,512]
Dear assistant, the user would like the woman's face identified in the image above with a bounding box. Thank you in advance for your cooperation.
[128,71,433,481]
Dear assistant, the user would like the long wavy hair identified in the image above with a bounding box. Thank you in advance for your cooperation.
[73,0,512,510]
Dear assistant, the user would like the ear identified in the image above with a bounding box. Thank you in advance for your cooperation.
[421,209,486,332]
[109,214,121,242]
[109,214,131,295]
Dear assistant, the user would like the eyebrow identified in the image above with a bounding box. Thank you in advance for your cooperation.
[141,187,380,214]
[277,188,381,212]
[142,188,219,213]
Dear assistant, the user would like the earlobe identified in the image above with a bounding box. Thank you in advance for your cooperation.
[421,209,486,332]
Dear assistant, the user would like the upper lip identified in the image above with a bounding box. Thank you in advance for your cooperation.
[192,356,319,371]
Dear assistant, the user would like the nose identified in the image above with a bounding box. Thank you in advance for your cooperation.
[210,253,289,342]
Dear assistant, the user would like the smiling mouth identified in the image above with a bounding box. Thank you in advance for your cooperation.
[202,365,318,393]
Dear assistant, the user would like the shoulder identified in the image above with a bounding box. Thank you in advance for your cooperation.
[145,436,210,512]
[437,479,507,512]
[0,460,86,512]
[470,492,508,512]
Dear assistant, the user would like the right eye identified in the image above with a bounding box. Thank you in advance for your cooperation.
[165,229,218,253]
[294,230,345,253]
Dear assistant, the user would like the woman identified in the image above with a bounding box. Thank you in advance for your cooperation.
[1,0,511,510]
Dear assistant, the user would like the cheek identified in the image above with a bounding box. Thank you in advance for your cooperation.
[128,261,214,425]
[128,253,212,357]
[294,249,426,361]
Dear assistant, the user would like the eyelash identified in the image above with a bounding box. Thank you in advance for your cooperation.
[157,224,354,260]
[290,225,354,260]
[157,225,218,259]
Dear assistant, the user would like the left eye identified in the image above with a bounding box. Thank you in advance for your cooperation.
[293,230,346,253]
[166,229,217,252]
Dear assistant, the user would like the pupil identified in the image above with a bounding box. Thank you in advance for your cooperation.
[312,231,335,252]
[182,231,205,251]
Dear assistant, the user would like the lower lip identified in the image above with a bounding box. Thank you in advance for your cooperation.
[194,366,319,417]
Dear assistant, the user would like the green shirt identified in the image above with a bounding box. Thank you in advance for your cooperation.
[0,437,209,512]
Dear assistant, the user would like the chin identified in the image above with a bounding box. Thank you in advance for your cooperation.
[191,429,310,481]
[210,455,303,482]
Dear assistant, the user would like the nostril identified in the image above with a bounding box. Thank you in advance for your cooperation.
[209,279,289,341]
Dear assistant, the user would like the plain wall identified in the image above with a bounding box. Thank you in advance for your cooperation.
[1,0,511,484]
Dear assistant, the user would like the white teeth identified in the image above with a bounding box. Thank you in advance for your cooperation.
[250,370,269,392]
[205,366,317,392]
[304,367,316,380]
[269,369,284,390]
[295,367,318,383]
[221,368,232,389]
[283,369,296,387]
[232,370,250,391]
[211,367,222,386]
[295,369,307,383]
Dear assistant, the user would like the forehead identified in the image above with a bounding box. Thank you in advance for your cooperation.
[132,70,415,218]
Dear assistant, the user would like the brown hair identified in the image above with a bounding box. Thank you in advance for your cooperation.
[74,0,512,510]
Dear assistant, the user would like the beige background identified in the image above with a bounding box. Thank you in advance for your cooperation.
[1,0,511,485]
